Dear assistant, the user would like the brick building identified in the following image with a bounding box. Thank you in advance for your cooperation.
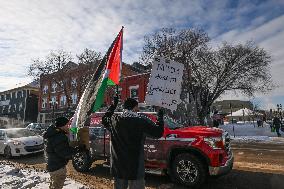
[104,72,150,106]
[38,62,144,123]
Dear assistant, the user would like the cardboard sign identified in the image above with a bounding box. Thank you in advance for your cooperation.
[145,56,184,111]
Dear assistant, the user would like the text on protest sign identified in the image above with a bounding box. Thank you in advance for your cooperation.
[145,56,184,111]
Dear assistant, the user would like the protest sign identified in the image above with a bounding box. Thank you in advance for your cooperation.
[145,56,184,111]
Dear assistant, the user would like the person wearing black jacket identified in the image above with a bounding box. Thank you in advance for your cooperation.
[102,98,164,189]
[43,117,76,189]
[273,115,282,137]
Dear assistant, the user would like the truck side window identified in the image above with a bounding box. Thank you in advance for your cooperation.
[89,125,105,140]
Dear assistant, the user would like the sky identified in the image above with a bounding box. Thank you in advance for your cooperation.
[0,0,284,110]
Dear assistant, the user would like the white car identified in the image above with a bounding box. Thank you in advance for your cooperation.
[0,128,44,158]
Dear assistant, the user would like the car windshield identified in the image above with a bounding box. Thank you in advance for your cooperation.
[28,123,46,129]
[164,116,183,130]
[6,129,37,138]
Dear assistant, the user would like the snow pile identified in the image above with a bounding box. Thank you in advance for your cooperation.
[0,163,88,189]
[220,122,284,143]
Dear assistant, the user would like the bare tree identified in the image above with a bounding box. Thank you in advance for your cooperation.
[140,28,273,125]
[28,50,74,107]
[76,48,102,97]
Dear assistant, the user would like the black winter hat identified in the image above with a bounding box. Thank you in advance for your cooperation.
[123,98,138,110]
[55,116,69,127]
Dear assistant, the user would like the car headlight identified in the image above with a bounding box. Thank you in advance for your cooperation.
[204,137,224,150]
[12,140,23,146]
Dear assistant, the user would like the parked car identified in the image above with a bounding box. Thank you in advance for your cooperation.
[70,112,233,188]
[0,128,44,158]
[26,123,48,134]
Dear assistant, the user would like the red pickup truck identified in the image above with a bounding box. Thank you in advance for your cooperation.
[71,112,233,188]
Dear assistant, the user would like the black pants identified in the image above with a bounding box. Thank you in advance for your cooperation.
[275,127,281,137]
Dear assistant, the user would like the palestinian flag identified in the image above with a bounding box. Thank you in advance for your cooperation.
[92,27,123,112]
[70,27,123,140]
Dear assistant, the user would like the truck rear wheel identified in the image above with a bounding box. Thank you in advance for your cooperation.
[171,153,207,188]
[72,150,92,172]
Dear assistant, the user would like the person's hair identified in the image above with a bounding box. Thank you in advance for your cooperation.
[55,117,69,127]
[123,98,138,110]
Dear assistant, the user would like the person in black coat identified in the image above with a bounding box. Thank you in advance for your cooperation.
[102,98,164,189]
[273,116,282,137]
[43,117,76,189]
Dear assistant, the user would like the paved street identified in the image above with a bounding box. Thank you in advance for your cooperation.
[1,141,284,189]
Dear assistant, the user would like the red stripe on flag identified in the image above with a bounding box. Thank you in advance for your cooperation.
[106,28,123,85]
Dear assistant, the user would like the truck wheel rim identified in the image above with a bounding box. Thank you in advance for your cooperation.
[176,160,198,183]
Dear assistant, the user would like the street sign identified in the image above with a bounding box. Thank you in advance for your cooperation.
[145,56,184,111]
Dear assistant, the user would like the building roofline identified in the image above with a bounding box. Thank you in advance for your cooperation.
[122,72,150,79]
[0,82,39,94]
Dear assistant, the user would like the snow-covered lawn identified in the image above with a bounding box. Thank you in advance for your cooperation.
[220,122,284,143]
[0,163,88,189]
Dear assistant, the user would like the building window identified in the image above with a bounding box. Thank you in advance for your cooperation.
[42,98,47,109]
[129,85,139,101]
[8,105,11,113]
[14,104,17,112]
[1,95,4,101]
[19,103,23,111]
[58,81,64,91]
[22,90,26,97]
[51,82,57,93]
[71,93,77,104]
[17,91,22,98]
[6,94,10,100]
[71,78,77,88]
[12,92,15,99]
[50,95,56,103]
[43,85,48,94]
[60,95,66,107]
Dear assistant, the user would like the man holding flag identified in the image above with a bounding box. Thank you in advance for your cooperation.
[102,98,164,189]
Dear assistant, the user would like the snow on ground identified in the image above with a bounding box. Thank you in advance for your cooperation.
[0,163,88,189]
[220,122,284,143]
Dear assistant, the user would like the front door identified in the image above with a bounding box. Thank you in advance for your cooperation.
[144,136,166,168]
